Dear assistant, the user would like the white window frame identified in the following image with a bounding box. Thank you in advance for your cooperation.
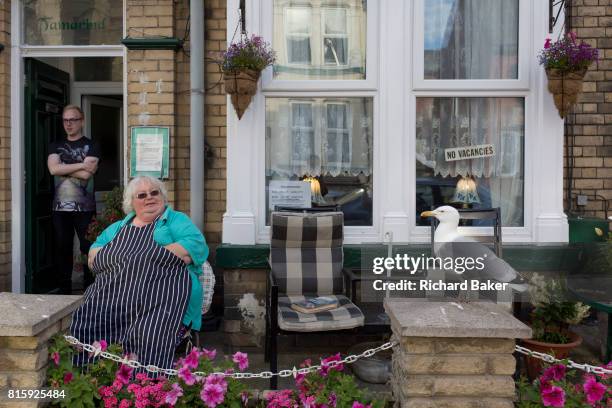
[412,0,530,91]
[11,0,128,292]
[224,0,568,245]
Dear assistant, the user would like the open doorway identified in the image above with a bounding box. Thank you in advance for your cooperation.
[24,57,124,293]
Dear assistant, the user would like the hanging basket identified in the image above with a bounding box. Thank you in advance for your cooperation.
[224,69,261,119]
[545,68,587,119]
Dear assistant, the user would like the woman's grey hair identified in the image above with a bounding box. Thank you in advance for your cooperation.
[122,176,168,213]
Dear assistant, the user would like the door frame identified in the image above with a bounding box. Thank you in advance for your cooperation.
[10,0,128,293]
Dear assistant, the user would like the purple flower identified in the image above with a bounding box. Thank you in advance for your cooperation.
[63,372,73,384]
[583,375,607,405]
[200,383,225,408]
[116,364,133,385]
[540,385,565,407]
[51,351,60,366]
[232,351,249,371]
[165,383,183,406]
[544,38,551,49]
[204,374,227,393]
[183,348,201,370]
[320,353,344,376]
[541,364,566,382]
[352,403,371,408]
[201,348,217,360]
[178,366,197,386]
[328,393,337,407]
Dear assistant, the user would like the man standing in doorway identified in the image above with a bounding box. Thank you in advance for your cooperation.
[47,105,100,294]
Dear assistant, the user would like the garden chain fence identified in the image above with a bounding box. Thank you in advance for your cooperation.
[63,335,612,379]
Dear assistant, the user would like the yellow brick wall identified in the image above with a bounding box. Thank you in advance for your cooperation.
[0,1,11,291]
[565,1,612,218]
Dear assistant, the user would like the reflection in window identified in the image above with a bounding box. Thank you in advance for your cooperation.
[285,8,312,64]
[274,0,366,80]
[424,0,519,79]
[23,0,123,46]
[74,57,122,81]
[323,9,348,65]
[266,98,373,226]
[415,98,524,226]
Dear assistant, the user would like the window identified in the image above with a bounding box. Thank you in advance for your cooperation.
[323,9,349,66]
[266,98,373,226]
[273,0,367,80]
[415,97,525,227]
[285,8,312,65]
[423,0,519,80]
[23,0,124,45]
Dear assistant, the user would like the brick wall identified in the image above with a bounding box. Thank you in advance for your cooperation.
[0,1,11,291]
[565,1,612,219]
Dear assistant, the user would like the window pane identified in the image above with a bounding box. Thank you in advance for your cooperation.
[274,1,366,80]
[415,97,524,226]
[287,38,312,64]
[266,97,373,226]
[424,0,519,79]
[24,0,123,45]
[74,57,122,81]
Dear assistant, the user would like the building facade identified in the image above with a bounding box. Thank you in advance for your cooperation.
[0,0,609,309]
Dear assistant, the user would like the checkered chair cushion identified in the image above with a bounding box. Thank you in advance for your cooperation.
[277,295,364,331]
[270,212,344,296]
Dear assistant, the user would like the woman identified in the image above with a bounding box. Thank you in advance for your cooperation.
[70,176,209,372]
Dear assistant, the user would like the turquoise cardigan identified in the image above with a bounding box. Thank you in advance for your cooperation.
[91,205,209,330]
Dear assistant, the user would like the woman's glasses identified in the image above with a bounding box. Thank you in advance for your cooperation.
[135,190,161,200]
[63,118,82,124]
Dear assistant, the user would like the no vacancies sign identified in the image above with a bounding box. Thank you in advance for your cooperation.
[444,144,495,162]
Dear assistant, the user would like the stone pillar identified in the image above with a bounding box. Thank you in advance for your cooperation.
[385,300,532,408]
[0,293,82,407]
[0,1,11,292]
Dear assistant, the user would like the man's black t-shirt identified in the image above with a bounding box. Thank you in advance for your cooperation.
[48,137,100,212]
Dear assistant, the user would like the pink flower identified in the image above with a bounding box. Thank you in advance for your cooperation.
[103,396,118,408]
[116,364,133,385]
[118,400,132,408]
[541,364,566,382]
[328,393,337,407]
[541,385,565,407]
[63,372,73,384]
[544,38,552,49]
[232,351,249,371]
[200,383,225,408]
[178,366,197,386]
[91,340,108,357]
[202,348,217,360]
[183,348,202,370]
[205,374,228,392]
[583,375,607,405]
[165,383,183,406]
[320,353,344,376]
[51,351,60,366]
[352,403,371,408]
[267,390,296,408]
[300,394,317,408]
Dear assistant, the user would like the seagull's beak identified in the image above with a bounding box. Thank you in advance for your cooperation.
[420,210,436,218]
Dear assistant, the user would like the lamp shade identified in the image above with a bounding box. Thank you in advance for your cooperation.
[451,177,481,204]
[303,177,327,205]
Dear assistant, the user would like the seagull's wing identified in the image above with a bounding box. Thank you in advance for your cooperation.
[435,237,525,289]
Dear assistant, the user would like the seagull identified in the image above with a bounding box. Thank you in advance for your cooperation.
[420,205,528,293]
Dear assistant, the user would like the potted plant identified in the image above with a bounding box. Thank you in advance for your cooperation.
[221,34,276,119]
[523,274,591,380]
[86,186,124,243]
[538,32,599,118]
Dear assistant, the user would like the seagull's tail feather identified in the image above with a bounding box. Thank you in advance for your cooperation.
[508,276,528,293]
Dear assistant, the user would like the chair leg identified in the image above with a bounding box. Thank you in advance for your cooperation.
[270,332,278,389]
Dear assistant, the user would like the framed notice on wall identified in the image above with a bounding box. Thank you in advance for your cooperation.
[130,126,170,179]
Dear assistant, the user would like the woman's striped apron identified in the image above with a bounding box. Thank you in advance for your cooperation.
[70,217,191,374]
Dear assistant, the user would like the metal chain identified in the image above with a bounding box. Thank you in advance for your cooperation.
[64,335,611,379]
[63,335,398,379]
[514,345,612,376]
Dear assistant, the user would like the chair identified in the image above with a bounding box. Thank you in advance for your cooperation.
[264,211,364,389]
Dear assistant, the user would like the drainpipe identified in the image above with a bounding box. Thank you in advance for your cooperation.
[190,0,205,230]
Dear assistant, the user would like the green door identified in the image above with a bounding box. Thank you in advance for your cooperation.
[24,59,70,293]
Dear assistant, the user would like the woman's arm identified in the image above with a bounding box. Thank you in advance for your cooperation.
[88,247,102,269]
[164,243,192,264]
[167,211,209,268]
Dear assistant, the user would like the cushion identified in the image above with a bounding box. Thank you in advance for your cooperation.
[277,295,364,332]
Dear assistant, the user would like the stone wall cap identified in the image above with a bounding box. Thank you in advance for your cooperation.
[0,293,83,337]
[384,299,532,339]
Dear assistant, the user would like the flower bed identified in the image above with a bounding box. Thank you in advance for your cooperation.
[46,334,386,407]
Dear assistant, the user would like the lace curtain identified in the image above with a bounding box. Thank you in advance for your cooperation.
[266,98,373,178]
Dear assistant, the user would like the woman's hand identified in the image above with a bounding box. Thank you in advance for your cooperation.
[164,243,192,265]
[88,247,102,270]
